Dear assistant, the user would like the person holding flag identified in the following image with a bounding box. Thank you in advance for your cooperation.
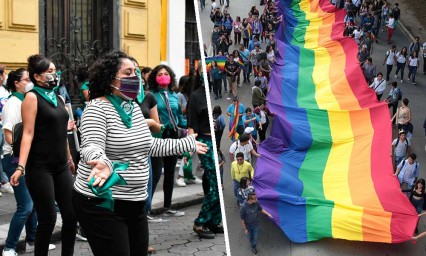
[227,96,245,141]
[240,18,252,49]
[238,44,251,83]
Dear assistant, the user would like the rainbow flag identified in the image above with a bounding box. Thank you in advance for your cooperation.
[205,56,226,72]
[244,26,253,39]
[254,0,418,244]
[228,101,240,141]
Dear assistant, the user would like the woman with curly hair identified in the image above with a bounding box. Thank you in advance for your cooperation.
[148,64,188,217]
[10,54,76,256]
[71,51,207,256]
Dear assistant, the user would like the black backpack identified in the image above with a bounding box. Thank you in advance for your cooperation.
[12,122,23,157]
[213,114,220,132]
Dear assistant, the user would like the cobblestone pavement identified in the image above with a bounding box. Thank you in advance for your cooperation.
[16,204,227,256]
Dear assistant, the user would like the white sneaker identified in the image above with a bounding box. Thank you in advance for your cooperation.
[163,209,185,217]
[0,191,2,197]
[147,215,168,223]
[0,183,14,194]
[26,243,56,253]
[175,177,186,187]
[185,177,202,184]
[2,249,17,256]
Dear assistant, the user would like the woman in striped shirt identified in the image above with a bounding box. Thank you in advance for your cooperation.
[72,51,207,256]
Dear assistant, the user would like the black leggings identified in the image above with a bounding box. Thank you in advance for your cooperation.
[151,155,178,209]
[26,164,76,256]
[72,191,148,256]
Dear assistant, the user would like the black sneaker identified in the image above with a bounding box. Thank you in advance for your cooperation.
[252,248,258,255]
[193,225,215,239]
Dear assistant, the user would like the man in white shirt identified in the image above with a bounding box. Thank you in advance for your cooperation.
[211,0,217,11]
[369,72,386,100]
[383,45,396,81]
[229,133,259,163]
[394,153,420,197]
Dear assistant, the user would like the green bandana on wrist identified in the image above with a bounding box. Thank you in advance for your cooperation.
[135,68,145,105]
[31,86,57,107]
[151,125,165,138]
[11,92,25,101]
[88,162,129,211]
[105,93,134,128]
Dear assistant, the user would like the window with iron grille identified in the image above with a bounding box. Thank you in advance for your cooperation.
[185,0,201,72]
[42,0,116,104]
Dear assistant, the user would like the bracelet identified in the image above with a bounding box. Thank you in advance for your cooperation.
[16,166,25,176]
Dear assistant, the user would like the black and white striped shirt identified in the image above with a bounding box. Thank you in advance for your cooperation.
[73,99,197,201]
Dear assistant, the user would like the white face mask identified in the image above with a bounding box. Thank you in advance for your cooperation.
[25,82,34,92]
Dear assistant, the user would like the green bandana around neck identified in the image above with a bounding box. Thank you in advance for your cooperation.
[105,93,134,128]
[88,161,129,211]
[11,92,25,101]
[31,86,57,107]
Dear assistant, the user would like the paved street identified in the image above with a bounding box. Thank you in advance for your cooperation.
[199,0,426,255]
[10,204,226,256]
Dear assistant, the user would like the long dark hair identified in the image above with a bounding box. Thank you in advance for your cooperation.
[88,51,129,100]
[5,68,27,92]
[414,178,425,194]
[147,64,176,92]
[213,105,222,118]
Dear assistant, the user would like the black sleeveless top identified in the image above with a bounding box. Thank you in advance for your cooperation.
[27,92,69,170]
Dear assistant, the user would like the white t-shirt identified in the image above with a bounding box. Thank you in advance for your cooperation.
[387,18,395,29]
[408,57,418,67]
[259,110,267,124]
[211,2,217,11]
[392,138,410,157]
[2,96,22,155]
[229,140,254,162]
[396,52,407,64]
[385,50,396,65]
[0,85,10,124]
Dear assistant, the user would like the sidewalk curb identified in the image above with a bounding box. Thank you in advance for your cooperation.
[398,19,416,42]
[0,194,204,252]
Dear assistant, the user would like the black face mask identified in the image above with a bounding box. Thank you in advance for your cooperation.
[43,73,58,89]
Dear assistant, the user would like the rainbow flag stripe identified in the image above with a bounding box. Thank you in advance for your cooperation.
[228,100,240,141]
[245,26,253,39]
[254,0,418,243]
[205,56,226,72]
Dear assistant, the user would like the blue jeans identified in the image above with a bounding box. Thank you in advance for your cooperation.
[411,197,424,214]
[408,66,417,83]
[144,158,153,213]
[0,125,8,183]
[233,179,244,205]
[222,74,228,91]
[246,225,259,249]
[2,154,37,250]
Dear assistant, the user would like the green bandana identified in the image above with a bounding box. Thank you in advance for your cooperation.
[135,68,145,105]
[80,81,89,102]
[105,94,134,128]
[31,86,57,107]
[88,162,129,211]
[11,92,25,101]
